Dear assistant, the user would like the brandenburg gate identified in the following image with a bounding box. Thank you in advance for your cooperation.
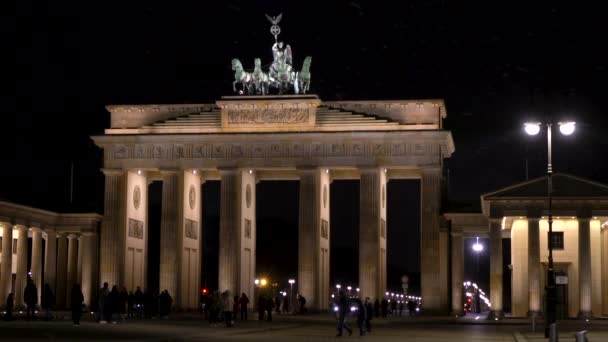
[92,95,455,312]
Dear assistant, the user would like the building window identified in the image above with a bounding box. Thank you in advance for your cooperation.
[549,232,564,250]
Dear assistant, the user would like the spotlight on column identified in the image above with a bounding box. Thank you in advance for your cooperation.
[137,169,142,175]
[193,170,197,174]
[325,169,329,174]
[249,169,253,175]
[524,122,541,136]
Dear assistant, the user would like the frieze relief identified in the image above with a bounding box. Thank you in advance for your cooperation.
[111,141,441,160]
[226,108,309,125]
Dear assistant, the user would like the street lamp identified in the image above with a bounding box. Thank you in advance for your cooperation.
[288,279,295,314]
[347,286,352,297]
[472,237,483,313]
[524,120,575,337]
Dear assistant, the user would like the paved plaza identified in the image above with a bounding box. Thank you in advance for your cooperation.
[0,313,607,341]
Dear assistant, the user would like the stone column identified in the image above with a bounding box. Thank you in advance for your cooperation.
[44,230,57,296]
[56,234,68,308]
[527,216,541,316]
[578,217,592,318]
[0,221,13,305]
[31,228,43,303]
[487,218,504,319]
[450,228,464,316]
[159,171,179,299]
[66,233,78,307]
[359,167,387,301]
[602,225,608,316]
[80,232,98,309]
[420,168,443,313]
[77,236,83,286]
[219,169,239,296]
[298,168,331,311]
[14,225,28,307]
[99,170,126,287]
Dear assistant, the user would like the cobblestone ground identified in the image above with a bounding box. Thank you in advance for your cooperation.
[0,312,606,341]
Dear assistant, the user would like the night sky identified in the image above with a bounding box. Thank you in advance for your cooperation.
[4,1,608,295]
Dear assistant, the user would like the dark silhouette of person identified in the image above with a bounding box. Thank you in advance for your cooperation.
[381,297,389,318]
[143,289,153,319]
[159,290,172,319]
[119,286,128,319]
[127,290,134,318]
[364,297,373,333]
[232,295,239,321]
[298,294,307,314]
[238,293,249,320]
[257,295,265,320]
[399,301,404,317]
[109,285,120,323]
[265,295,273,321]
[42,283,55,321]
[390,299,397,316]
[356,298,367,336]
[373,298,380,318]
[71,284,84,326]
[98,282,110,323]
[134,286,144,318]
[5,293,14,321]
[336,291,352,337]
[282,294,289,314]
[275,295,281,313]
[24,277,38,320]
[407,299,416,316]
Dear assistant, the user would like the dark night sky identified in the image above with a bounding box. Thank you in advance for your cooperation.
[3,1,608,294]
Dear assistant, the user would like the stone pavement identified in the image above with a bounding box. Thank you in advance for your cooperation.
[0,311,607,341]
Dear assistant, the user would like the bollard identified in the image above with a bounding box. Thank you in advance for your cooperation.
[574,330,588,342]
[549,323,558,342]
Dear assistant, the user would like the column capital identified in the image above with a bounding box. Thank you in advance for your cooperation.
[14,224,27,231]
[101,168,125,176]
[159,168,180,176]
[67,233,79,240]
[29,227,43,233]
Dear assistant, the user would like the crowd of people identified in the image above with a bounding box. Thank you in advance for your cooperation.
[96,282,173,323]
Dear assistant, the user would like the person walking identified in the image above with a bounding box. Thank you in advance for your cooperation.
[221,290,233,327]
[264,295,273,322]
[71,284,84,326]
[127,290,134,318]
[335,291,352,337]
[364,297,373,333]
[109,285,120,323]
[238,293,249,320]
[134,286,143,318]
[407,299,416,316]
[24,277,38,320]
[119,286,128,320]
[257,295,265,320]
[4,293,14,321]
[297,294,307,314]
[390,299,397,317]
[399,301,404,317]
[356,298,367,336]
[282,293,289,314]
[373,298,380,318]
[98,282,110,323]
[274,295,281,314]
[42,283,55,321]
[381,297,388,318]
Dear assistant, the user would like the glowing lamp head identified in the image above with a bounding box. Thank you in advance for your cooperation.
[336,284,341,289]
[254,279,260,285]
[260,278,267,286]
[559,121,575,135]
[524,123,541,136]
[473,243,483,252]
[288,279,295,284]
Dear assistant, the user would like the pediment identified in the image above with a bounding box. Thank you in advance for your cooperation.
[482,173,608,200]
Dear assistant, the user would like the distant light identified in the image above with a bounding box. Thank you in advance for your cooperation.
[288,279,295,284]
[333,306,339,312]
[558,121,575,135]
[248,169,253,175]
[325,169,329,174]
[260,278,267,286]
[524,123,541,136]
[137,169,142,175]
[356,288,360,292]
[473,237,483,252]
[282,292,287,297]
[347,286,352,291]
[193,170,197,174]
[350,306,357,312]
[254,279,260,285]
[385,292,389,296]
[336,284,341,289]
[383,168,387,173]
[331,294,335,298]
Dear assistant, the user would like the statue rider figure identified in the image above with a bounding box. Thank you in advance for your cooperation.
[270,41,293,81]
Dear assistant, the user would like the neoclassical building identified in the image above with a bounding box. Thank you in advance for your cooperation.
[446,174,608,319]
[91,95,455,312]
[0,201,101,308]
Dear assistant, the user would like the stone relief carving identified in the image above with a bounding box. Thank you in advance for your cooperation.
[244,219,252,239]
[189,185,196,210]
[382,185,385,209]
[380,219,386,239]
[323,185,328,209]
[128,218,144,239]
[321,219,329,239]
[185,219,198,239]
[226,108,309,124]
[246,184,252,208]
[133,185,141,210]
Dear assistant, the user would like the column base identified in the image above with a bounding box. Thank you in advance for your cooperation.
[451,310,466,317]
[487,310,504,320]
[527,310,542,318]
[577,311,593,320]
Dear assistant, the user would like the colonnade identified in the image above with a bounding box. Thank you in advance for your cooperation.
[100,166,445,312]
[0,220,98,309]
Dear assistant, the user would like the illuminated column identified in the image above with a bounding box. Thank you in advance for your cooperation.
[77,236,83,286]
[359,167,387,302]
[487,218,504,319]
[578,217,592,318]
[527,216,541,316]
[80,232,98,309]
[99,169,126,287]
[44,230,57,295]
[31,227,43,303]
[14,225,28,307]
[0,221,13,304]
[56,234,68,308]
[602,224,608,316]
[219,169,256,300]
[66,233,78,307]
[450,228,464,316]
[298,167,331,311]
[420,168,443,313]
[159,171,179,300]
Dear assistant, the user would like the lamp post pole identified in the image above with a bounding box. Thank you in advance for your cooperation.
[545,123,556,338]
[288,279,295,314]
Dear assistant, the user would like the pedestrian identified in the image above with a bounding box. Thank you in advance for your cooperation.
[159,289,172,319]
[399,301,404,317]
[407,299,416,316]
[265,295,273,322]
[356,298,367,336]
[275,295,281,313]
[335,291,352,337]
[24,277,38,320]
[134,286,143,318]
[282,293,289,314]
[71,284,84,326]
[298,294,307,314]
[364,297,373,333]
[373,298,380,318]
[98,282,110,323]
[127,290,134,318]
[42,283,55,321]
[238,293,249,320]
[381,297,388,318]
[109,285,120,323]
[4,293,14,321]
[119,286,128,320]
[208,291,219,326]
[232,295,239,321]
[257,295,265,320]
[221,290,233,327]
[390,299,397,316]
